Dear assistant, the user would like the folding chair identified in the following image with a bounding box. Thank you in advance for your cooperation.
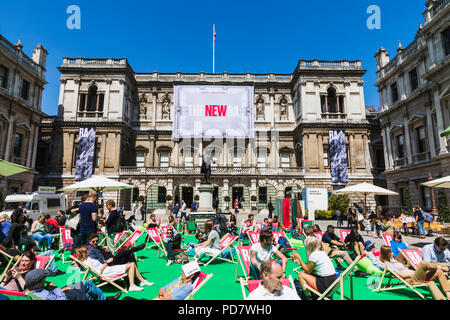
[247,231,260,245]
[0,289,43,300]
[314,232,324,241]
[272,231,298,254]
[69,254,129,293]
[0,247,21,282]
[59,227,74,264]
[372,263,427,299]
[382,233,394,246]
[400,248,422,270]
[295,255,362,300]
[197,233,238,267]
[114,230,145,261]
[234,246,252,282]
[145,227,164,252]
[186,272,213,300]
[157,229,187,261]
[339,229,352,243]
[240,275,295,300]
[35,255,55,270]
[301,220,314,230]
[113,231,130,252]
[184,221,198,234]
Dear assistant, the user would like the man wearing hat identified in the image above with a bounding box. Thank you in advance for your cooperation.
[364,240,384,270]
[156,261,201,300]
[25,269,121,300]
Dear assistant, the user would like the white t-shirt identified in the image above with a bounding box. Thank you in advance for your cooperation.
[250,243,278,269]
[247,283,300,300]
[308,250,336,277]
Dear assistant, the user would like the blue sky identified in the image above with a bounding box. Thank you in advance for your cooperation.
[0,0,427,116]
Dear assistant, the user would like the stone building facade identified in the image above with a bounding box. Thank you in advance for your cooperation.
[0,34,47,198]
[36,56,378,212]
[375,0,450,213]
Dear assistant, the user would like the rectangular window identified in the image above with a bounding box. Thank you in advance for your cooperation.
[157,186,166,203]
[397,135,404,158]
[47,198,61,208]
[281,153,290,168]
[13,133,23,158]
[233,152,242,167]
[420,186,432,211]
[136,152,145,167]
[409,68,418,92]
[416,126,426,153]
[323,147,329,167]
[211,151,218,168]
[443,27,450,56]
[160,152,169,167]
[391,82,399,103]
[184,154,193,167]
[257,155,266,168]
[0,65,8,89]
[20,79,30,100]
[258,187,267,204]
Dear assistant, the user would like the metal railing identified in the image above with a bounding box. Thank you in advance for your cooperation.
[119,166,304,176]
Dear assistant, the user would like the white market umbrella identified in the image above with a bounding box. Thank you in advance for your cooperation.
[59,175,135,193]
[420,175,450,189]
[335,182,398,211]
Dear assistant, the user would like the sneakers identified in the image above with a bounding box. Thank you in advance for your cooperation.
[166,260,173,266]
[128,285,144,292]
[140,280,154,287]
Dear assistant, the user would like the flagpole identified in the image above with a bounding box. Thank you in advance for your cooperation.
[213,24,215,73]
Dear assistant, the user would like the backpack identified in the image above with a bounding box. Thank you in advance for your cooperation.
[114,213,127,233]
[422,211,434,223]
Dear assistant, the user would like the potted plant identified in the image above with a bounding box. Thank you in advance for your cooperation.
[224,195,231,211]
[251,195,258,211]
[165,194,173,211]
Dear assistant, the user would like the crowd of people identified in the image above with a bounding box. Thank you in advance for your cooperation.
[0,194,449,301]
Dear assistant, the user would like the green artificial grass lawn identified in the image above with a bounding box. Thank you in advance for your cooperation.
[10,232,435,301]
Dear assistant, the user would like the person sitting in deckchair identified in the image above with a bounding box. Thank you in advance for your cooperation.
[26,242,64,276]
[364,241,384,270]
[1,237,21,260]
[194,221,222,261]
[239,220,254,241]
[75,246,153,292]
[389,231,408,264]
[247,259,300,300]
[379,245,450,300]
[249,228,287,280]
[344,227,366,257]
[87,233,145,266]
[146,214,160,229]
[163,228,182,266]
[296,236,338,296]
[156,261,201,300]
[25,268,121,300]
[422,237,450,264]
[0,251,35,292]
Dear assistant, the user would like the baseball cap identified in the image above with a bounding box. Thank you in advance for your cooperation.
[181,261,201,278]
[25,269,50,288]
[364,240,375,251]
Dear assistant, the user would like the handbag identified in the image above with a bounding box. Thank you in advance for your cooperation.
[65,213,80,230]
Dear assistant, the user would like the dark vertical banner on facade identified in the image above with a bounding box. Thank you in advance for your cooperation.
[74,127,96,181]
[329,130,348,184]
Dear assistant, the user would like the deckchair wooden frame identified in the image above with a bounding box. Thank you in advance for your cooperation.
[0,288,43,300]
[294,255,362,300]
[186,272,213,300]
[0,249,22,282]
[69,255,129,293]
[239,275,295,300]
[372,265,427,299]
[197,233,238,267]
[59,227,74,264]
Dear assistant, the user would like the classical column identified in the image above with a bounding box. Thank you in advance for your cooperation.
[114,133,121,171]
[324,95,328,113]
[99,133,107,171]
[26,124,34,167]
[426,109,436,158]
[104,80,111,118]
[363,133,372,170]
[403,120,413,164]
[31,125,39,169]
[348,134,354,173]
[336,95,341,113]
[152,92,157,127]
[223,139,228,166]
[433,89,448,155]
[4,117,14,161]
[318,134,324,172]
[270,93,275,127]
[173,140,179,167]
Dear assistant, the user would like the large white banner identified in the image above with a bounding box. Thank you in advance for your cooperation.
[306,188,328,221]
[172,85,254,139]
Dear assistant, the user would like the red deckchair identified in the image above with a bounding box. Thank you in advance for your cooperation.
[59,227,74,264]
[339,229,352,243]
[234,246,251,282]
[240,276,295,300]
[400,248,422,270]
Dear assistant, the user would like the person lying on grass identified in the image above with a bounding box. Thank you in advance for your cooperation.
[155,261,201,300]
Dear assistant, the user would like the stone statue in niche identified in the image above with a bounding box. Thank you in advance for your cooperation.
[256,98,265,120]
[280,97,288,120]
[139,94,147,118]
[162,97,171,120]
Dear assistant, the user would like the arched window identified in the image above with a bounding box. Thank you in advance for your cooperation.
[321,87,344,114]
[87,85,98,111]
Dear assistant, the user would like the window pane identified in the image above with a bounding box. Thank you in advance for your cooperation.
[0,65,8,88]
[184,155,193,167]
[233,152,242,167]
[13,133,22,157]
[258,187,267,203]
[323,148,329,167]
[158,186,166,203]
[21,80,29,100]
[136,152,145,167]
[257,155,266,168]
[281,153,290,168]
[160,153,169,167]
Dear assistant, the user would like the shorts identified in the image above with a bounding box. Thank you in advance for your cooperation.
[316,274,337,294]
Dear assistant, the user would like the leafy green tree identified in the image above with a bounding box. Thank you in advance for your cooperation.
[402,187,413,214]
[437,189,450,223]
[328,194,350,216]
